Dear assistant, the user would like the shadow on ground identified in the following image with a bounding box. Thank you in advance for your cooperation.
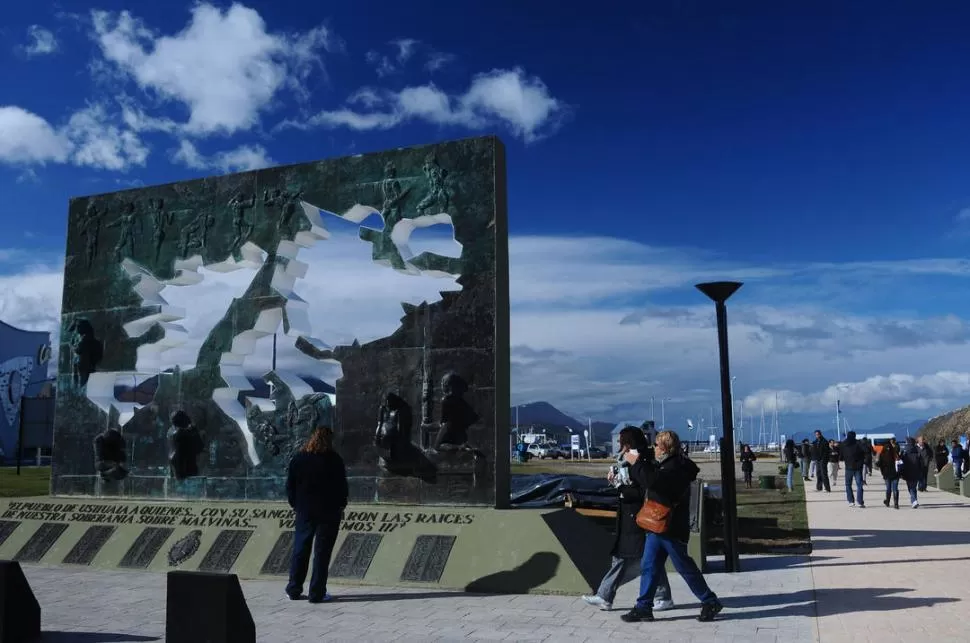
[41,633,159,642]
[657,587,959,621]
[811,528,970,550]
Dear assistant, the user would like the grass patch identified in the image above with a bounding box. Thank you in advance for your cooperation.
[709,473,810,554]
[0,467,51,497]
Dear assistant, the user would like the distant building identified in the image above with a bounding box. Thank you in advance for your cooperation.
[0,319,53,461]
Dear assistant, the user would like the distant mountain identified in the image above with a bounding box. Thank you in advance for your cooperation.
[861,419,926,441]
[913,407,970,443]
[511,401,617,446]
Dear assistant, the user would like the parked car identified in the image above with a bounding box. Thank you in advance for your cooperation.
[527,443,563,459]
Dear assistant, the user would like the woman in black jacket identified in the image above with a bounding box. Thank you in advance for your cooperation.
[583,427,674,611]
[285,426,348,603]
[877,437,902,509]
[621,430,722,624]
[934,439,949,473]
[740,444,757,489]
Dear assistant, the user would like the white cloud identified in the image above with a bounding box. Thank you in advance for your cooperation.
[425,52,455,72]
[0,104,147,171]
[391,38,419,64]
[172,140,275,173]
[90,4,337,136]
[0,106,72,165]
[23,25,59,57]
[288,67,567,142]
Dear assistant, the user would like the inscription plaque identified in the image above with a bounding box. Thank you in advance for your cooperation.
[198,529,254,573]
[63,525,116,565]
[119,527,174,568]
[14,522,68,563]
[0,520,20,548]
[259,531,294,576]
[400,535,456,583]
[330,533,383,579]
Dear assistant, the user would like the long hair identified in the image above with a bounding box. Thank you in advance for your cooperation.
[302,426,334,454]
[618,426,650,453]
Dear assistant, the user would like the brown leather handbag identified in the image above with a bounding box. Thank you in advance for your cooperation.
[636,498,673,534]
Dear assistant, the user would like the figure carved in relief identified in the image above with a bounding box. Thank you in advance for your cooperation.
[263,187,304,229]
[375,392,414,462]
[380,162,410,225]
[416,153,450,215]
[168,410,205,480]
[229,193,256,251]
[433,372,479,451]
[79,202,103,267]
[107,202,139,262]
[149,198,174,262]
[179,211,215,257]
[68,318,103,389]
[94,425,128,482]
[247,404,287,459]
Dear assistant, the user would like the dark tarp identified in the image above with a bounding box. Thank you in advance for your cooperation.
[510,473,619,509]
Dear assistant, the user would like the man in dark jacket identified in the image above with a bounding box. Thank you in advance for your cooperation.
[583,427,674,612]
[839,431,866,508]
[813,430,831,492]
[799,440,812,481]
[285,427,348,603]
[915,436,933,491]
[622,431,722,624]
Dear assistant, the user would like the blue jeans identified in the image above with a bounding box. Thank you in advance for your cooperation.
[844,468,863,505]
[635,533,717,610]
[884,477,899,502]
[786,463,794,491]
[286,512,341,600]
[906,480,918,504]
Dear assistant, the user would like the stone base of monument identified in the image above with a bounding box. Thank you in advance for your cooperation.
[166,571,255,643]
[0,497,632,595]
[0,560,41,643]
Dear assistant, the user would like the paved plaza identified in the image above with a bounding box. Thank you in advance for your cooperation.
[16,480,969,642]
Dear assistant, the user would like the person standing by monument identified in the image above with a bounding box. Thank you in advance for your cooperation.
[285,426,348,603]
[582,426,675,612]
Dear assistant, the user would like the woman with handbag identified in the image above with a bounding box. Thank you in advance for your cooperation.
[621,430,723,624]
[582,427,675,612]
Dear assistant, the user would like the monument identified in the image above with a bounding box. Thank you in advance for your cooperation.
[0,137,614,598]
[50,136,509,507]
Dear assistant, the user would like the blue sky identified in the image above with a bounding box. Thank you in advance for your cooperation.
[2,1,970,439]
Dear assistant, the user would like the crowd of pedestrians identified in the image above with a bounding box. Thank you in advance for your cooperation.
[792,430,966,509]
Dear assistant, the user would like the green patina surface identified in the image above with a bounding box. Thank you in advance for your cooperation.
[52,136,510,506]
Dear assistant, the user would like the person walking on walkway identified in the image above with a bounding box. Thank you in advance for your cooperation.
[935,439,950,473]
[285,426,348,603]
[827,439,841,487]
[583,426,675,612]
[839,431,865,508]
[901,437,922,508]
[799,439,812,481]
[860,437,874,485]
[621,430,723,624]
[915,436,933,492]
[951,439,967,481]
[783,439,797,491]
[813,430,831,492]
[877,437,902,509]
[740,444,757,489]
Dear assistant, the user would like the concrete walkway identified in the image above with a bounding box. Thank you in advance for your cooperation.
[804,477,969,642]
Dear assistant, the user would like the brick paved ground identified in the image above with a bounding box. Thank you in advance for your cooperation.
[805,477,970,643]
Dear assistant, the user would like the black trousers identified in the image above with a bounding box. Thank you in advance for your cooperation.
[286,512,341,600]
[814,460,830,491]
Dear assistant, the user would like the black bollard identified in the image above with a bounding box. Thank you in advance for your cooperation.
[0,560,41,643]
[166,571,255,643]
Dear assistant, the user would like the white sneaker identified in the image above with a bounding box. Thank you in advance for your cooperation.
[653,599,676,611]
[912,501,919,508]
[582,595,612,610]
[848,502,855,507]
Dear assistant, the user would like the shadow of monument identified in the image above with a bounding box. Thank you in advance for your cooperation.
[380,441,439,484]
[41,633,159,642]
[464,552,560,594]
[331,590,470,603]
[657,587,959,621]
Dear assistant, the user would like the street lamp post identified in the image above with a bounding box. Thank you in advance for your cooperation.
[696,280,743,573]
[661,397,671,430]
[650,396,655,422]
